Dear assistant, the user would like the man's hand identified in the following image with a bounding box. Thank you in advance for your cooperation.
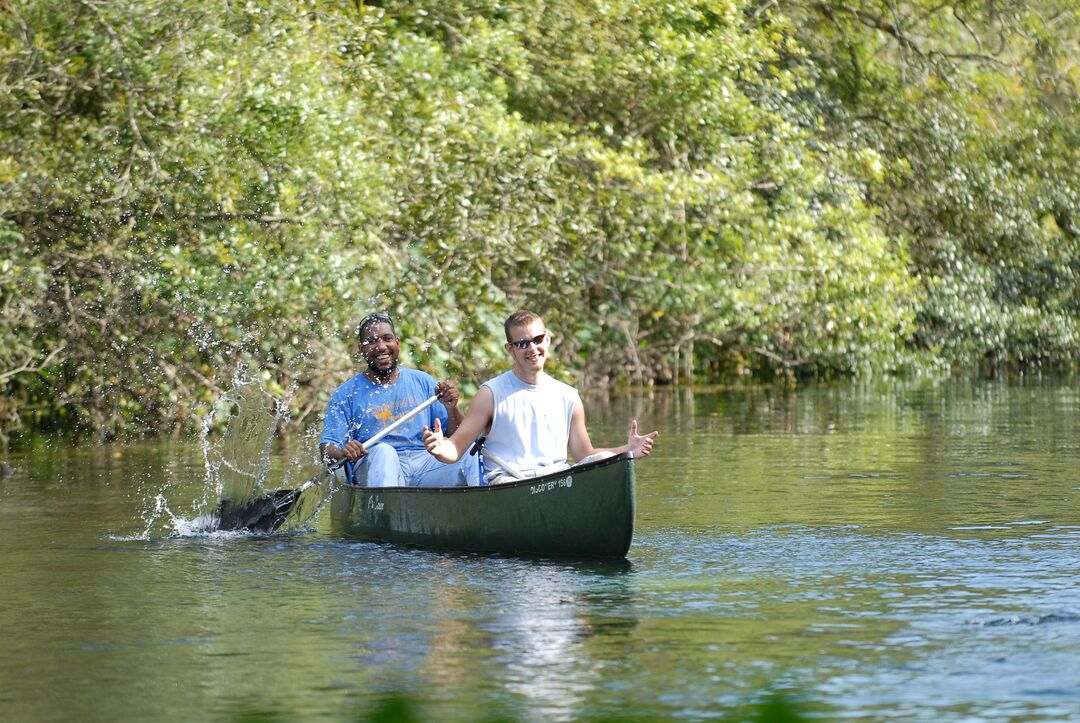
[626,419,658,459]
[423,418,456,462]
[340,439,369,462]
[435,380,459,409]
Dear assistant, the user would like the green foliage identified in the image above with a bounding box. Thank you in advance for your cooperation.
[779,0,1080,371]
[1,0,1076,442]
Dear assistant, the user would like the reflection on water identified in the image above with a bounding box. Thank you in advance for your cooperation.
[1,378,1079,721]
[474,561,632,720]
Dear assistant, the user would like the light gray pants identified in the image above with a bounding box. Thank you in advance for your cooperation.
[336,444,481,487]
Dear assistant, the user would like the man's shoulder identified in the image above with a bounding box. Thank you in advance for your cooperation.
[332,372,370,396]
[397,366,437,386]
[484,370,578,398]
[482,369,518,392]
[324,374,372,414]
[539,372,578,395]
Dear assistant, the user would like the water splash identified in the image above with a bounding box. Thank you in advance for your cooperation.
[133,369,333,538]
[200,371,282,509]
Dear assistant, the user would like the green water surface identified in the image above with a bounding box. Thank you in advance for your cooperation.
[1,378,1078,722]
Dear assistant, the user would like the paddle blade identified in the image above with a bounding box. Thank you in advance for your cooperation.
[216,488,299,533]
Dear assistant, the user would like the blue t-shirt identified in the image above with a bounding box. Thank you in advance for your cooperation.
[319,368,448,452]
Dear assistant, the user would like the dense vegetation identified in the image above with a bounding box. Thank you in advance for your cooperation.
[1,0,1077,444]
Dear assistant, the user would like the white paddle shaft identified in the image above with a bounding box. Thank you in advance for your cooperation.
[327,393,441,472]
[362,394,440,447]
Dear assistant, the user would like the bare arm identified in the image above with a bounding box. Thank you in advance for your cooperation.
[423,385,494,463]
[567,401,658,462]
[567,401,597,462]
[435,380,465,436]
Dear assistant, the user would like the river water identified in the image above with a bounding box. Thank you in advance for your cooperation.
[1,378,1078,721]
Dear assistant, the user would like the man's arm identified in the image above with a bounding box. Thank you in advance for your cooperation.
[567,401,598,461]
[424,385,494,462]
[435,380,465,437]
[321,440,368,463]
[319,392,368,463]
[567,401,658,461]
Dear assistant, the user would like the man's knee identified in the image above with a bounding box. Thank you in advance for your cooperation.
[357,444,404,487]
[409,452,480,488]
[460,453,482,486]
[367,444,399,464]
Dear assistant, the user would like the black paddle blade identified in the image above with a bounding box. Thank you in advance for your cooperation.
[216,488,300,533]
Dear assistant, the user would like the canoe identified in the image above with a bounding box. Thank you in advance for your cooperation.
[329,452,636,558]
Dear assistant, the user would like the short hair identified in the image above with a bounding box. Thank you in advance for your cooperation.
[357,312,395,341]
[504,310,544,342]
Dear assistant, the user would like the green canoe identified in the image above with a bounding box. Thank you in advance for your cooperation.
[329,452,636,558]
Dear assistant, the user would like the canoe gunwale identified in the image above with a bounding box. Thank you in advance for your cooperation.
[336,450,635,494]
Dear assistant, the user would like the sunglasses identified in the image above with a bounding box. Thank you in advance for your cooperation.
[509,332,547,349]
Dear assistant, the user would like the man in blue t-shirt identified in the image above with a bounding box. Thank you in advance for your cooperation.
[319,312,480,487]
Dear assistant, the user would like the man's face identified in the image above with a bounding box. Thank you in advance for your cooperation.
[506,319,549,372]
[359,321,400,378]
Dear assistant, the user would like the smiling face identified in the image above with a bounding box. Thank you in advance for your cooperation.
[359,321,400,380]
[505,318,550,378]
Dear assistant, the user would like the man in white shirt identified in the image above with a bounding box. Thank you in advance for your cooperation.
[423,310,657,483]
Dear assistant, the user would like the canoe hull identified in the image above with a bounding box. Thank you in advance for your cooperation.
[330,452,636,558]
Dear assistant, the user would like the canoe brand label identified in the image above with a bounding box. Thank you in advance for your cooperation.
[530,475,573,495]
[366,495,384,512]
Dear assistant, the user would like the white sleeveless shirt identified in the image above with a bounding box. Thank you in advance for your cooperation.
[482,370,579,471]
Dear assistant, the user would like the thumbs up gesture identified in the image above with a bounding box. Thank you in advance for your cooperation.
[627,419,658,459]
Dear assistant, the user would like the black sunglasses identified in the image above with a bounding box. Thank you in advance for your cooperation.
[509,332,547,349]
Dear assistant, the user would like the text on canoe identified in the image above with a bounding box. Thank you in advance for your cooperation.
[530,476,573,495]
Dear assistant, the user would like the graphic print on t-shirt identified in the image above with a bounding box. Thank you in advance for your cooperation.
[368,396,423,429]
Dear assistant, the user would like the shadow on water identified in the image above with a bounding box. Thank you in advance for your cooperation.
[225,691,812,722]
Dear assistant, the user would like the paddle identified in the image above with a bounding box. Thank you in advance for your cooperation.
[216,394,441,532]
[468,435,526,481]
